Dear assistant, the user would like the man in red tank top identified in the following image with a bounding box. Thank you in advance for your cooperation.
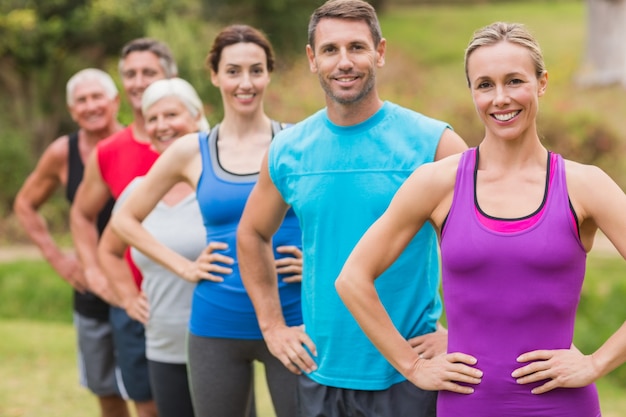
[70,38,177,417]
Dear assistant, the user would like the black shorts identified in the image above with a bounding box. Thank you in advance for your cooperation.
[296,374,437,417]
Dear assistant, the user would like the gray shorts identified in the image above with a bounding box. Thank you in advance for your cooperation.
[297,375,437,417]
[74,312,119,397]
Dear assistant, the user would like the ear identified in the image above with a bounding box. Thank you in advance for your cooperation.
[210,69,219,87]
[376,38,386,68]
[111,94,121,115]
[537,71,548,97]
[306,45,317,73]
[68,104,79,123]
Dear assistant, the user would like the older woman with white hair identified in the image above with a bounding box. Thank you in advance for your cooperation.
[98,77,209,417]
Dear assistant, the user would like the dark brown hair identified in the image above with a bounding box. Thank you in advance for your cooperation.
[205,24,275,74]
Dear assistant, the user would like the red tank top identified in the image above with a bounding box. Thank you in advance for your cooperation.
[97,125,159,287]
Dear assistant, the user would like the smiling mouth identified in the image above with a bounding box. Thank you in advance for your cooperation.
[492,110,520,122]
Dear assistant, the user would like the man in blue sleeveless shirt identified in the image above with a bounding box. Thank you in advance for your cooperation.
[237,0,467,415]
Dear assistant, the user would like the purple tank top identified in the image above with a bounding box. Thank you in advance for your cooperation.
[438,148,600,417]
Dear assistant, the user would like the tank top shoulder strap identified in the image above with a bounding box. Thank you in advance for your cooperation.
[455,147,478,203]
[197,128,212,162]
[66,131,82,203]
[441,148,477,236]
[271,120,286,136]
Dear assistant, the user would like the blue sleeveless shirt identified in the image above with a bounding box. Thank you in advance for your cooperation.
[190,124,303,339]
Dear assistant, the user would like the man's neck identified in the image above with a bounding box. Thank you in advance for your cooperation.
[81,121,124,146]
[326,95,384,127]
[131,111,150,143]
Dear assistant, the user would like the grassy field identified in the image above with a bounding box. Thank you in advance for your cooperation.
[1,251,626,416]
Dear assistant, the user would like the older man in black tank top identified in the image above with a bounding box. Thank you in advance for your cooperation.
[13,68,128,417]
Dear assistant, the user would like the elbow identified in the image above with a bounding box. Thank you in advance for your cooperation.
[335,270,354,304]
[69,203,89,228]
[12,195,28,222]
[109,213,123,238]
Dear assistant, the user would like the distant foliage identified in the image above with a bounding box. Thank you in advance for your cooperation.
[0,128,33,214]
[198,0,321,62]
[0,0,172,153]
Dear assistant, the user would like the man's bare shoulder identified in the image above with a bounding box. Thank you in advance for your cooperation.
[39,134,72,173]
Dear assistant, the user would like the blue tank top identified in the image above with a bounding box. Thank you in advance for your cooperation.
[438,148,600,417]
[190,124,302,339]
[269,102,447,389]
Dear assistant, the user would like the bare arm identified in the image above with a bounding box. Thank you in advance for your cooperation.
[110,135,232,282]
[335,156,482,393]
[13,137,87,292]
[434,128,468,161]
[237,153,316,374]
[98,224,148,324]
[514,162,626,393]
[69,150,118,305]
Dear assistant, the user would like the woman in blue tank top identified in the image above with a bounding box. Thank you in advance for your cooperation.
[337,22,626,417]
[110,25,303,417]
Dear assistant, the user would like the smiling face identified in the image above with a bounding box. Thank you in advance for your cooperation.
[144,96,199,154]
[467,40,547,142]
[210,42,270,117]
[307,17,385,106]
[68,81,119,133]
[120,51,168,112]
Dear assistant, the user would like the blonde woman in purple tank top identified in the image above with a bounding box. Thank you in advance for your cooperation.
[336,21,626,417]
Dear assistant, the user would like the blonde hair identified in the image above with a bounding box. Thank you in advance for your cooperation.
[464,22,546,87]
[141,78,209,132]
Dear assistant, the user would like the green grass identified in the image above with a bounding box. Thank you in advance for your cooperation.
[0,319,277,417]
[0,260,73,322]
[1,253,626,416]
[0,260,277,417]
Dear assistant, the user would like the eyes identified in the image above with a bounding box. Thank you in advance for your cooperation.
[224,65,266,77]
[475,78,525,90]
[320,43,366,55]
[74,92,107,105]
[146,111,182,125]
[122,68,160,80]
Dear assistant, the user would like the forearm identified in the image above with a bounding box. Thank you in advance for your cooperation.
[238,233,286,331]
[336,269,418,377]
[111,213,191,278]
[69,205,100,271]
[592,321,626,379]
[14,203,66,266]
[99,249,140,308]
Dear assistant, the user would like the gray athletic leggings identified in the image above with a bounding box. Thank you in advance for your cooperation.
[187,333,298,417]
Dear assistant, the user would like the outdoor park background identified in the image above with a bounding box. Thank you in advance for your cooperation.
[2,0,626,416]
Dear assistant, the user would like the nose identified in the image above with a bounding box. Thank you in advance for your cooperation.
[131,73,148,90]
[493,85,510,106]
[337,48,353,71]
[85,97,99,112]
[240,71,253,89]
[155,115,168,131]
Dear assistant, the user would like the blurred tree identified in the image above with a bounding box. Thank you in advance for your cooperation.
[576,0,626,87]
[199,0,386,63]
[0,0,170,154]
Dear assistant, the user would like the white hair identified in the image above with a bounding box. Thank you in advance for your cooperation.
[66,68,118,106]
[141,78,210,132]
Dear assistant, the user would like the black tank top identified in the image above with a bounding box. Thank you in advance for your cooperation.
[66,132,115,319]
